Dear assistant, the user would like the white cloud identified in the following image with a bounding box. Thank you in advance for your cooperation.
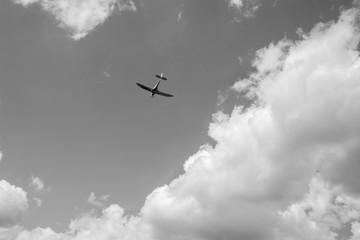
[87,192,110,208]
[0,226,23,240]
[29,176,45,192]
[15,227,62,240]
[350,222,360,240]
[276,175,360,240]
[227,0,261,18]
[12,0,137,40]
[0,180,28,227]
[66,205,139,240]
[13,205,139,240]
[5,6,360,240]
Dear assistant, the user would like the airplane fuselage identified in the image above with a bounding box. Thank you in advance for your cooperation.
[150,80,161,97]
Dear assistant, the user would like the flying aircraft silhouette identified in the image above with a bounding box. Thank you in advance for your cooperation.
[136,73,174,98]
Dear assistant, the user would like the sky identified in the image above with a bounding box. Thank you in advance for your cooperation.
[1,0,360,239]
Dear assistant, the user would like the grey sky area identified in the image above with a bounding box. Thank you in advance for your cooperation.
[1,0,360,240]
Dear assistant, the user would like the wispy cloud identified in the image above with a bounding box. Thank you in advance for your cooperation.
[177,3,184,22]
[227,0,261,18]
[103,71,111,77]
[237,56,244,65]
[29,176,45,192]
[177,10,183,22]
[87,192,110,208]
[12,0,137,40]
[32,197,42,208]
[118,0,136,12]
[353,0,360,7]
[3,6,360,240]
[216,90,228,107]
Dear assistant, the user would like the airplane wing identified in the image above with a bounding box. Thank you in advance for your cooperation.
[136,82,152,92]
[156,75,167,80]
[156,90,173,97]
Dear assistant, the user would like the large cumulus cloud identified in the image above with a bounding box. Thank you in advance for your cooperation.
[3,5,360,240]
[140,7,360,240]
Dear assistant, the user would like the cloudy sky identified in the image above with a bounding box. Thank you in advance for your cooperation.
[1,0,360,239]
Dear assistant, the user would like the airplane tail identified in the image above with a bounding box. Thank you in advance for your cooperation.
[155,73,167,81]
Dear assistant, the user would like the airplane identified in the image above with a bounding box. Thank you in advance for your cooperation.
[136,73,174,98]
